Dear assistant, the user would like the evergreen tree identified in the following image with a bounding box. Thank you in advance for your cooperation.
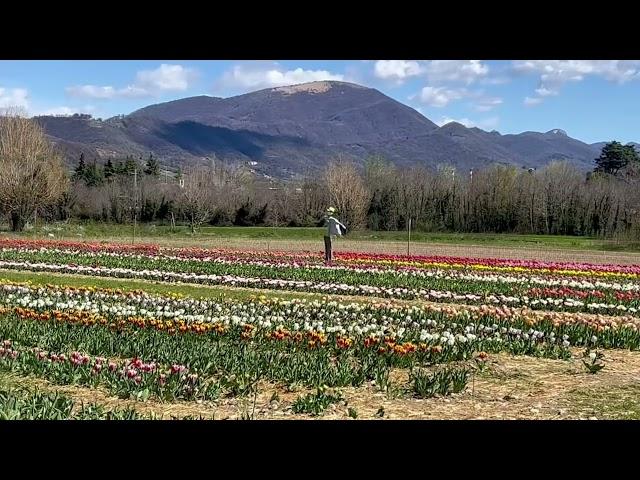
[114,160,126,175]
[124,156,137,175]
[83,161,104,187]
[73,153,86,181]
[144,153,160,176]
[595,141,639,175]
[104,159,115,179]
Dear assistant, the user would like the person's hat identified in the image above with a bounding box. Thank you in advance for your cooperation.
[327,207,336,214]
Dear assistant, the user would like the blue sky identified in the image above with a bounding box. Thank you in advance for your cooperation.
[1,60,638,144]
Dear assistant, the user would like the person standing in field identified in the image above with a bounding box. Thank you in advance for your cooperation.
[324,207,346,265]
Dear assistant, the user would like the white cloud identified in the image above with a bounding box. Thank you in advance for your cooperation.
[374,60,423,82]
[0,87,29,109]
[417,86,468,107]
[135,64,195,92]
[37,106,76,116]
[67,85,114,99]
[436,116,499,130]
[33,105,96,117]
[479,117,500,129]
[414,83,501,111]
[67,63,196,99]
[66,85,149,99]
[343,63,366,85]
[514,60,640,84]
[524,96,543,106]
[534,85,559,97]
[473,96,503,112]
[415,86,502,111]
[406,61,493,108]
[515,60,640,105]
[372,60,491,85]
[424,60,489,85]
[217,64,344,92]
[479,76,511,85]
[0,86,101,117]
[436,116,473,127]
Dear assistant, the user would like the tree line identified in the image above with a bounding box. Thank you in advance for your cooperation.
[1,112,639,239]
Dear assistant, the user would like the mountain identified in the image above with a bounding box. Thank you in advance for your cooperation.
[34,80,634,178]
[491,129,601,168]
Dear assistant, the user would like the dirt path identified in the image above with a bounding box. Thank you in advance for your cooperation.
[329,349,640,420]
[5,348,639,419]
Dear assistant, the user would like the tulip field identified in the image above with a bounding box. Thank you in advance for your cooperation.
[1,237,640,419]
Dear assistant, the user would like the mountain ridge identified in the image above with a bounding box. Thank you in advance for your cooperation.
[34,80,638,177]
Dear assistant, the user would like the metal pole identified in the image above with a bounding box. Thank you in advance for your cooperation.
[133,168,137,244]
[407,218,411,257]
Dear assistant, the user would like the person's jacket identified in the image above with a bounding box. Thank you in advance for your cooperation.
[325,215,345,237]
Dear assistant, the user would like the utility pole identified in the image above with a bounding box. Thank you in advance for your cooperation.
[407,217,412,257]
[467,170,474,229]
[132,168,137,244]
[274,189,278,242]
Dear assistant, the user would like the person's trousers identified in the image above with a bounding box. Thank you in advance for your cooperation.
[324,235,332,262]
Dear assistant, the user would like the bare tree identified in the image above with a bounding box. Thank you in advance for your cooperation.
[293,177,328,226]
[542,161,583,235]
[0,111,68,231]
[324,158,371,230]
[178,166,218,233]
[365,156,400,230]
[517,168,542,233]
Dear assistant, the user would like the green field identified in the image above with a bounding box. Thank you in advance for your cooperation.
[0,269,340,303]
[6,221,640,252]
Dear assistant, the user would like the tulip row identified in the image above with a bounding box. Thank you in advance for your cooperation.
[1,257,640,315]
[2,281,640,355]
[1,280,639,336]
[2,237,640,277]
[0,338,219,402]
[4,245,640,293]
[2,280,640,412]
